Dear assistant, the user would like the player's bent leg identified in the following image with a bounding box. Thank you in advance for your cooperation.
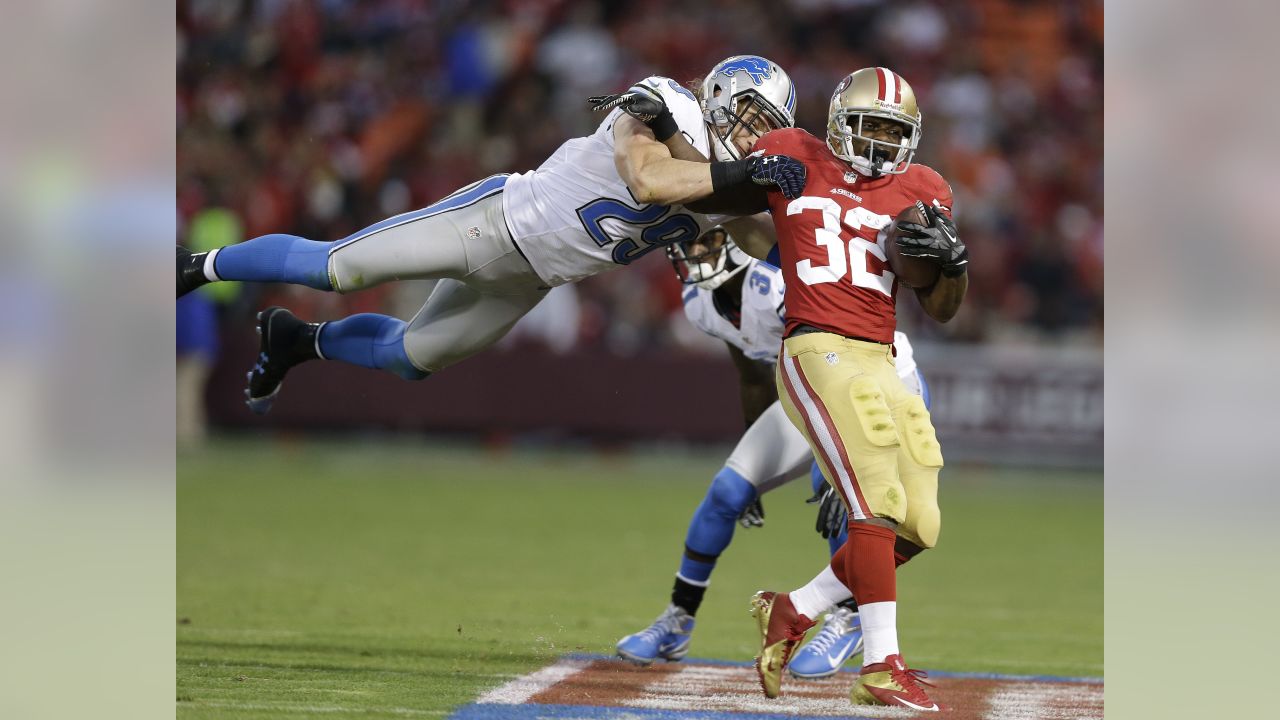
[401,281,547,373]
[244,310,430,416]
[616,467,757,663]
[684,467,758,563]
[318,314,431,381]
[616,604,695,665]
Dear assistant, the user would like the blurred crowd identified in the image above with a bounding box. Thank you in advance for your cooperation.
[178,0,1103,360]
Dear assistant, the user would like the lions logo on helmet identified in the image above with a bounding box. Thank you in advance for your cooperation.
[701,55,796,163]
[667,226,750,291]
[827,67,923,177]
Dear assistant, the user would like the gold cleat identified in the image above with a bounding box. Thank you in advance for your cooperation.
[849,654,944,712]
[749,591,815,699]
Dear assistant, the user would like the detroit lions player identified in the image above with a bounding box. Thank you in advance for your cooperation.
[175,56,803,414]
[615,226,930,681]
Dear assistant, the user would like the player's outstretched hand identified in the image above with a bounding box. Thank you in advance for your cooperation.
[737,498,766,529]
[895,200,968,277]
[588,82,668,124]
[747,154,807,200]
[806,485,847,540]
[588,81,678,142]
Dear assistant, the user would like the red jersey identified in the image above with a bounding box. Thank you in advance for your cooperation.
[753,128,954,344]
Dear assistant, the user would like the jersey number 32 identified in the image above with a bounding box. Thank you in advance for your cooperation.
[788,196,894,297]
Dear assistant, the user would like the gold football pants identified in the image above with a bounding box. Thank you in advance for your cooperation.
[776,332,943,549]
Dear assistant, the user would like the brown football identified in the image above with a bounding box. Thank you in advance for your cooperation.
[884,203,941,289]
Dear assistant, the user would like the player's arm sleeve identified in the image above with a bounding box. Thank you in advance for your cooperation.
[726,342,778,428]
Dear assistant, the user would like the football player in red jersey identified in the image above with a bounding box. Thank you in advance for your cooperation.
[693,67,967,711]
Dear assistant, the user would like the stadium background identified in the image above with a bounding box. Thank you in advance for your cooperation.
[177,1,1102,716]
[177,0,1102,464]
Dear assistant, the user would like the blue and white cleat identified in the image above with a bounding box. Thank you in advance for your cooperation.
[788,606,863,679]
[616,604,695,665]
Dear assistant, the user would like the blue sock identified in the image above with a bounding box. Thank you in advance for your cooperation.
[317,314,429,381]
[213,234,334,290]
[677,467,758,584]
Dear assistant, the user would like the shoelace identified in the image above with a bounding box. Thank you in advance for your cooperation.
[892,665,937,702]
[803,611,853,654]
[635,609,686,643]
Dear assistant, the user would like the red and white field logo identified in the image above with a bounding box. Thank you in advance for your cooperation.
[452,654,1103,720]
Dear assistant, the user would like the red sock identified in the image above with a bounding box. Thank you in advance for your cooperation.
[842,522,897,605]
[829,542,850,587]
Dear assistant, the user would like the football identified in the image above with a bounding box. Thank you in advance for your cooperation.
[884,203,941,289]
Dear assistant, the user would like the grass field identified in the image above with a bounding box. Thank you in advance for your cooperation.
[177,437,1102,718]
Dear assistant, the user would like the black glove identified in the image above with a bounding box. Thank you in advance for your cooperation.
[746,154,808,200]
[588,82,678,142]
[737,498,765,529]
[806,484,847,540]
[896,201,968,277]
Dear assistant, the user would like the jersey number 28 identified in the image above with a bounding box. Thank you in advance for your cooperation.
[788,196,894,297]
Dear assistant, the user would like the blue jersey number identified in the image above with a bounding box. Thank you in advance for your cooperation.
[577,197,700,265]
[748,270,772,295]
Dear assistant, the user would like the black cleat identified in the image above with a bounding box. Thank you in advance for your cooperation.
[245,307,318,415]
[177,246,210,298]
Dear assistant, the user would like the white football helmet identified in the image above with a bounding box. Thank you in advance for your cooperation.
[667,226,751,290]
[701,55,796,162]
[827,67,922,177]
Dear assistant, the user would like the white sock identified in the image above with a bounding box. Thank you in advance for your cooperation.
[314,321,329,360]
[859,600,899,665]
[203,247,222,282]
[789,566,852,619]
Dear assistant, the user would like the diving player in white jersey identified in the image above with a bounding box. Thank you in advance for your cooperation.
[175,56,805,413]
[615,227,931,680]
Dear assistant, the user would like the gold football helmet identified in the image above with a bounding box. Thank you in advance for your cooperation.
[827,67,922,177]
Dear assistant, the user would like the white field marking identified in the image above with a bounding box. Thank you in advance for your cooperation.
[185,700,447,716]
[983,682,1104,720]
[183,662,517,682]
[632,665,913,718]
[476,657,592,704]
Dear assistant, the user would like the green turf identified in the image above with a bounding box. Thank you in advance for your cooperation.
[178,437,1101,718]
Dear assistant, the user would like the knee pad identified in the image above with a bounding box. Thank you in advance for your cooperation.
[849,375,898,447]
[706,467,757,517]
[900,395,943,468]
[902,503,941,549]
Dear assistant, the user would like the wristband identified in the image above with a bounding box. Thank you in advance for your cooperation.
[710,158,750,193]
[650,110,678,142]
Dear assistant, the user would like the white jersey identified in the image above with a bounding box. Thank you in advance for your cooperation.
[502,76,726,287]
[682,259,786,364]
[681,258,920,389]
